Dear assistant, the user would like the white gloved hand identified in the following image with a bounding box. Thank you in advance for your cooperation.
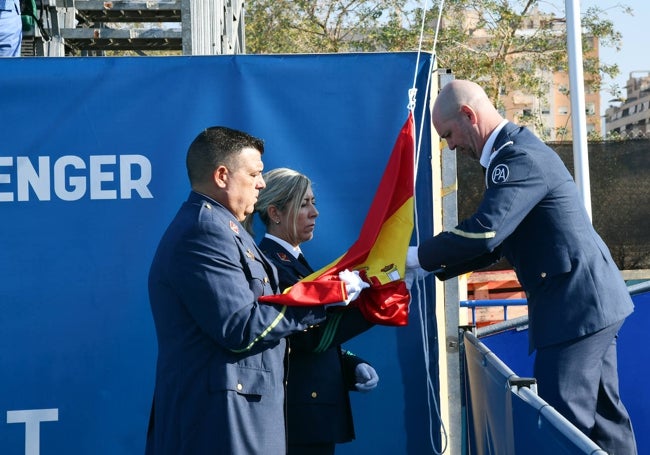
[404,246,431,288]
[405,267,431,289]
[339,269,370,304]
[355,363,379,392]
[406,246,421,269]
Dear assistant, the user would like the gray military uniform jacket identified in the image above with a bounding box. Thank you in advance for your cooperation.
[146,191,327,454]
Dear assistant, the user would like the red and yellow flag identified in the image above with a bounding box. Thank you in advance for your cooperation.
[259,113,415,326]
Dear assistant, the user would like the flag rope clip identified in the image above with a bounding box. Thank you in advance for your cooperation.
[407,88,418,111]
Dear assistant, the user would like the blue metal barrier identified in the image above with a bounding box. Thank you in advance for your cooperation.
[462,331,608,455]
[463,281,649,454]
[460,298,527,323]
[628,279,650,296]
[512,387,607,455]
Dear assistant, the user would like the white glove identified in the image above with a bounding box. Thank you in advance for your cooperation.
[339,269,370,304]
[404,246,431,289]
[406,246,421,269]
[355,363,379,392]
[405,267,431,289]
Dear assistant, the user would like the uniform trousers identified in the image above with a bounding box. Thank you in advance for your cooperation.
[534,320,637,455]
[288,442,335,455]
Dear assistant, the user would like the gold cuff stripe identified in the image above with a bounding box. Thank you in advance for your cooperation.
[449,227,496,239]
[230,305,287,353]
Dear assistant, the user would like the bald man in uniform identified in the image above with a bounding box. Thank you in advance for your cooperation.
[407,79,637,454]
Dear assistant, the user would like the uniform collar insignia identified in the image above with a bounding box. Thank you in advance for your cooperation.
[229,220,240,235]
[276,252,291,262]
[246,248,255,260]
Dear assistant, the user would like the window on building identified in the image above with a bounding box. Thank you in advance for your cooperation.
[586,103,596,116]
[558,106,569,115]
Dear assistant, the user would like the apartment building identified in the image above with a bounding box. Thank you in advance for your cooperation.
[452,7,600,141]
[605,72,650,138]
[498,9,601,141]
[501,67,600,141]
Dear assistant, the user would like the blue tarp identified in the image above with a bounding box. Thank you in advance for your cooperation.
[464,331,608,454]
[481,289,650,453]
[0,53,439,454]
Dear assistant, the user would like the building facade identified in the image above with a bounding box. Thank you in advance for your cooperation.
[605,72,650,138]
[497,9,601,141]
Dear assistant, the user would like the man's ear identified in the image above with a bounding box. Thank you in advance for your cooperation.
[213,165,228,188]
[460,105,478,123]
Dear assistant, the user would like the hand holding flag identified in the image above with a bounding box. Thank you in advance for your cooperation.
[324,270,370,308]
[340,269,370,303]
[259,113,416,326]
[405,246,431,288]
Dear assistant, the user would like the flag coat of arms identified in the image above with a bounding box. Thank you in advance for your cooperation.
[259,113,415,326]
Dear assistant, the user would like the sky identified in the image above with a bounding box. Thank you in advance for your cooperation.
[411,0,650,115]
[580,0,650,113]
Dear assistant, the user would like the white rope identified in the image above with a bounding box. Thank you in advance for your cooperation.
[408,0,448,453]
[415,0,445,181]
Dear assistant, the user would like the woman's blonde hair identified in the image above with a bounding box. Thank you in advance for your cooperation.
[243,167,311,239]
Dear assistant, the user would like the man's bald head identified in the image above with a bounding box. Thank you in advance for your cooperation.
[431,80,505,160]
[433,79,496,123]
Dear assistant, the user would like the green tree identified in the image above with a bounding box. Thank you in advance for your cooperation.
[423,1,629,106]
[245,0,630,119]
[245,0,420,53]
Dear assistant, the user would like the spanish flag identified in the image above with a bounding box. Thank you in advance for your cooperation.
[259,113,415,326]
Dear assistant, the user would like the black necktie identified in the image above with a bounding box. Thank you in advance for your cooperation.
[297,253,313,273]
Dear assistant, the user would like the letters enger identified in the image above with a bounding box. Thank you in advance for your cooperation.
[0,155,153,202]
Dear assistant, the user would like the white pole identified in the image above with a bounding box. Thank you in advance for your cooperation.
[565,0,593,220]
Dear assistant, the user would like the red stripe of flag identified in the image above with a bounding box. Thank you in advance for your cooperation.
[259,113,415,326]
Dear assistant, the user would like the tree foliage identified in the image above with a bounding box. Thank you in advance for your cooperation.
[245,0,420,53]
[245,0,631,106]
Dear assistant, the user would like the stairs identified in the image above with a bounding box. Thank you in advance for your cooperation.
[67,1,182,53]
[22,0,243,56]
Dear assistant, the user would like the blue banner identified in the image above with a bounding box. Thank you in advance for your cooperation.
[0,53,438,454]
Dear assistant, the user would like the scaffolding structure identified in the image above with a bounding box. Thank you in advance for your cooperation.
[21,0,244,56]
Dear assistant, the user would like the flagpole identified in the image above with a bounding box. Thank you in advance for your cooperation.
[566,0,593,221]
